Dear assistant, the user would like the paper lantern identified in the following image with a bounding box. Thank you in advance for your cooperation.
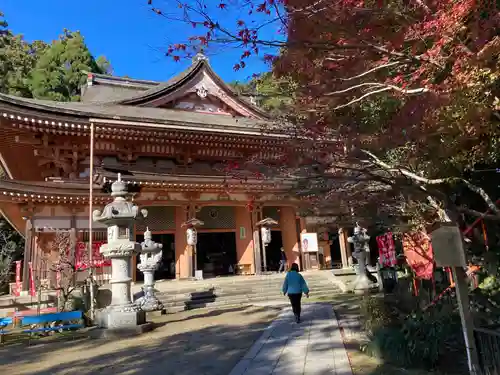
[187,227,198,246]
[261,227,271,245]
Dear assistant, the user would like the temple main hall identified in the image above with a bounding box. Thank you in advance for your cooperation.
[0,54,350,289]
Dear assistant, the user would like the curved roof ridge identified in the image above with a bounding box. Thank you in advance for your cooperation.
[113,57,270,120]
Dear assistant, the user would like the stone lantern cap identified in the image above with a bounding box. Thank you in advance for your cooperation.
[181,218,204,228]
[141,227,163,253]
[256,217,278,227]
[93,173,148,224]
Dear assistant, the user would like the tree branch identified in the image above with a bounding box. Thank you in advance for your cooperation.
[360,149,500,215]
[339,60,410,81]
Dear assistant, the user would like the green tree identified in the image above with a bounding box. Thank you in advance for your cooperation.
[0,12,47,97]
[230,72,295,116]
[0,218,24,295]
[29,30,108,101]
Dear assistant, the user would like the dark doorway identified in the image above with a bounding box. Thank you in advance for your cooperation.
[196,232,237,277]
[135,233,175,281]
[330,231,342,268]
[265,230,283,272]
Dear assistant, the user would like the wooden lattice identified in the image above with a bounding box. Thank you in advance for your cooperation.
[198,206,236,229]
[136,206,175,232]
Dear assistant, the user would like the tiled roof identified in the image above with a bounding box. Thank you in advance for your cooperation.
[0,92,274,135]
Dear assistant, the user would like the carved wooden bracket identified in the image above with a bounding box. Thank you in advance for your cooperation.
[20,203,41,218]
[31,136,89,178]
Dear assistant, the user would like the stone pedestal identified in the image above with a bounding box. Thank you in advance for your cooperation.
[93,173,151,333]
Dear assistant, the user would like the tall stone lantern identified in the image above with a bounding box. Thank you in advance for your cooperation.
[136,227,164,312]
[93,173,149,331]
[347,223,375,294]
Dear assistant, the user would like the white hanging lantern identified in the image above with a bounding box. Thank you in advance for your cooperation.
[261,227,271,245]
[187,227,197,246]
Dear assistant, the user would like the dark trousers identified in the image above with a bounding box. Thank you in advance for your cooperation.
[288,293,302,317]
[278,260,286,273]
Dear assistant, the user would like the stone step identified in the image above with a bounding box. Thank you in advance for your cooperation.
[151,279,333,294]
[146,271,335,293]
[161,290,338,313]
[156,282,336,301]
[156,284,339,308]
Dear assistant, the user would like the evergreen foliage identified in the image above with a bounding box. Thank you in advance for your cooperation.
[0,12,111,101]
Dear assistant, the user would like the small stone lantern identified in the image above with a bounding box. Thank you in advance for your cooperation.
[93,173,149,331]
[136,227,164,312]
[347,223,375,293]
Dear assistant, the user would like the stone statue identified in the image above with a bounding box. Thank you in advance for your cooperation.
[347,223,376,293]
[93,173,149,331]
[135,227,164,312]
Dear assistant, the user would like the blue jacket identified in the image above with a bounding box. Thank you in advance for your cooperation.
[282,271,309,295]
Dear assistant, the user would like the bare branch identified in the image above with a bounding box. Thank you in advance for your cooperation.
[339,60,410,81]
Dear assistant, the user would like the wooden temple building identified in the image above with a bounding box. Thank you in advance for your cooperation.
[0,54,351,290]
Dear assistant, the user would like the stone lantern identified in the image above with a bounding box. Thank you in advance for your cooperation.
[93,173,150,331]
[347,223,375,293]
[256,217,279,272]
[135,227,164,312]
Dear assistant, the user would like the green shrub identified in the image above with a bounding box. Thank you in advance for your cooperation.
[362,310,462,369]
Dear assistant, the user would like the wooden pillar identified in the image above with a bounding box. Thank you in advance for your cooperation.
[22,218,33,291]
[252,205,262,274]
[175,206,188,279]
[280,207,301,268]
[235,206,254,273]
[320,239,332,269]
[338,228,350,268]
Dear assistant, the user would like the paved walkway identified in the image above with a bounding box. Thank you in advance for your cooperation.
[229,303,353,375]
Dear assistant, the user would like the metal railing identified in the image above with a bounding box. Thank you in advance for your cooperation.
[475,326,500,375]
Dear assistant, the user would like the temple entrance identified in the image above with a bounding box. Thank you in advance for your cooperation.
[330,232,343,269]
[265,230,283,272]
[135,233,175,281]
[196,232,237,278]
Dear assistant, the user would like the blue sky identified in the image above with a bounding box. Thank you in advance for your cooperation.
[2,0,281,83]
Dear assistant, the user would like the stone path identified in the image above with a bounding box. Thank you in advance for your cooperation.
[229,303,353,375]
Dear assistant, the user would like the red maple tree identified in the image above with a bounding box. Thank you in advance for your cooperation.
[149,0,500,225]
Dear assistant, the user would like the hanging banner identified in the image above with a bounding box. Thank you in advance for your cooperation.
[14,260,21,296]
[300,233,319,252]
[376,232,397,267]
[403,232,434,280]
[74,241,109,270]
[28,262,36,297]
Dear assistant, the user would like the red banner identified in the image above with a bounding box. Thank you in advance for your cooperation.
[74,241,110,270]
[28,262,36,297]
[14,260,21,296]
[376,232,397,267]
[403,232,434,280]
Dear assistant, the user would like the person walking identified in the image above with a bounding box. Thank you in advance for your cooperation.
[282,263,309,323]
[278,247,287,273]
